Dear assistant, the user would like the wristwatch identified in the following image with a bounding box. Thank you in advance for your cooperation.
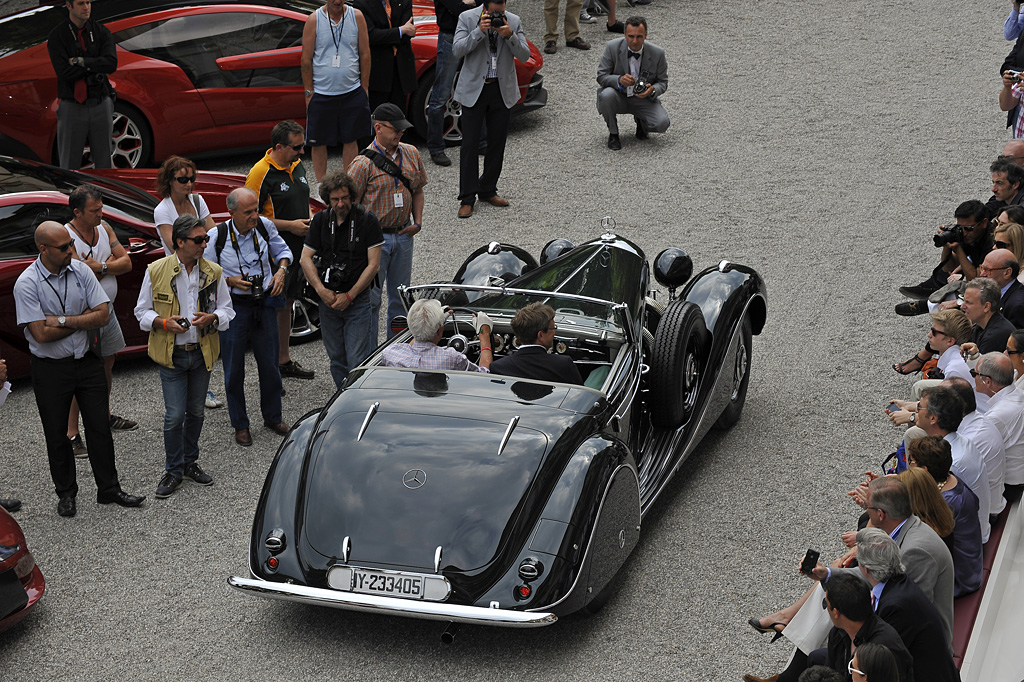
[909,413,916,425]
[58,315,66,327]
[101,262,108,275]
[304,89,313,97]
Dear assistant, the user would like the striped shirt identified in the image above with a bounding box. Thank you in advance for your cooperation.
[382,340,488,372]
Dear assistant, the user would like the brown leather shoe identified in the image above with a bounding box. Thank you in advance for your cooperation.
[235,428,252,447]
[483,195,509,207]
[565,37,591,50]
[264,420,291,435]
[742,675,779,682]
[458,204,473,218]
[543,40,556,54]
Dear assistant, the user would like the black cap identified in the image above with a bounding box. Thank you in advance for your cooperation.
[372,103,413,131]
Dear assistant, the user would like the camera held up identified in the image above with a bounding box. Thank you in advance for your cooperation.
[933,225,965,248]
[489,10,506,27]
[634,70,652,96]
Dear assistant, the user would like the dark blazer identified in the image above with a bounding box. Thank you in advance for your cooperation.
[489,346,583,385]
[877,573,961,682]
[826,613,915,682]
[1001,279,1024,328]
[351,0,416,95]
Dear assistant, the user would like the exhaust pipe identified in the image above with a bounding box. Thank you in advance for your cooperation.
[440,621,462,644]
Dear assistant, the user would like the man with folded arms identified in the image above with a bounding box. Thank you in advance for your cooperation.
[136,215,234,499]
[14,221,145,517]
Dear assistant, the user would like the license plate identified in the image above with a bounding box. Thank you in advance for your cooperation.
[327,565,452,601]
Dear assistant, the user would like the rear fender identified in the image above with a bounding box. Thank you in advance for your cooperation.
[471,436,638,615]
[248,410,321,584]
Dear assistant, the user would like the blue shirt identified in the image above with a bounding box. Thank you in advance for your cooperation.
[13,258,109,359]
[203,217,292,296]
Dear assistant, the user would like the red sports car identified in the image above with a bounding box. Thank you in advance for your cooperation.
[0,506,45,633]
[0,0,547,168]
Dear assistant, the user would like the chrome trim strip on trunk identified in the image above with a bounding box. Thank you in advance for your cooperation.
[497,416,520,456]
[356,402,380,442]
[227,576,558,627]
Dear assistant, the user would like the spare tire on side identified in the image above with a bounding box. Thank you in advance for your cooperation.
[648,300,707,428]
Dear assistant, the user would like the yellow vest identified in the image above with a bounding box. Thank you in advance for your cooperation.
[146,255,223,370]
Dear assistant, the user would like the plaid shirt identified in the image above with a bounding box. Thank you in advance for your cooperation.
[348,141,428,229]
[382,340,489,372]
[1013,84,1024,139]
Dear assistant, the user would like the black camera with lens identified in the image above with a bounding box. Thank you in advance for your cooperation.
[634,70,652,96]
[177,317,191,331]
[323,263,349,292]
[244,274,265,300]
[489,10,506,27]
[933,225,965,248]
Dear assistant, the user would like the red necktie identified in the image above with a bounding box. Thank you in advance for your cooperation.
[382,0,397,55]
[73,28,87,104]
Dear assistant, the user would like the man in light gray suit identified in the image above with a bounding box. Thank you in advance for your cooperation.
[596,15,669,150]
[452,0,531,219]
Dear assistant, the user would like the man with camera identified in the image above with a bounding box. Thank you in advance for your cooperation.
[204,188,293,447]
[300,171,383,389]
[348,103,427,343]
[135,215,234,498]
[1001,69,1024,138]
[897,199,993,314]
[452,0,530,218]
[596,16,669,151]
[47,0,117,169]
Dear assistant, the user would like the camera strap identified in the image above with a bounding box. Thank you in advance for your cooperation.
[360,148,412,191]
[214,220,270,280]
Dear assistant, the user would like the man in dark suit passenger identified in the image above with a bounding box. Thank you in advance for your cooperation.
[979,249,1024,327]
[490,303,583,384]
[351,0,417,116]
[856,528,960,682]
[595,15,669,150]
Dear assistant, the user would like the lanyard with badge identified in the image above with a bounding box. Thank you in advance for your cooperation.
[40,269,70,315]
[488,30,499,75]
[372,140,405,209]
[328,6,346,68]
[228,220,266,281]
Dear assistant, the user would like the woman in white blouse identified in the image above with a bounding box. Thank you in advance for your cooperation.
[153,156,216,255]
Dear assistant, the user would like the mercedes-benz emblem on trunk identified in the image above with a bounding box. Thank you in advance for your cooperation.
[403,469,427,489]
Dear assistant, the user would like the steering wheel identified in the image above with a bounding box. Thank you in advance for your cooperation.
[442,306,480,357]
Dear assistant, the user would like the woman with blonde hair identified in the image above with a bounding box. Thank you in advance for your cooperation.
[897,466,955,541]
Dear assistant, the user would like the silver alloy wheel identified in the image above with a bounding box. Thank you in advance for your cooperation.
[730,335,748,401]
[81,110,145,169]
[420,92,463,144]
[290,296,321,341]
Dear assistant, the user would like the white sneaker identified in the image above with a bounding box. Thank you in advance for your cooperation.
[205,390,223,409]
[580,10,597,23]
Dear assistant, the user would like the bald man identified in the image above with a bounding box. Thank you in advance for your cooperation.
[979,248,1024,327]
[13,222,144,517]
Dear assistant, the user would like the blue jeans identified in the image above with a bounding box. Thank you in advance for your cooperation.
[369,231,414,345]
[320,293,372,390]
[221,297,283,430]
[427,31,458,156]
[159,346,211,477]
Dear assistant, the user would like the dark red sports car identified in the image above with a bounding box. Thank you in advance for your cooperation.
[0,0,547,168]
[0,506,45,633]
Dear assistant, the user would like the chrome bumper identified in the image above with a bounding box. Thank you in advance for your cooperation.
[227,576,558,627]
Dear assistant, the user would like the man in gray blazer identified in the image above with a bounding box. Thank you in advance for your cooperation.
[596,16,669,150]
[452,0,531,218]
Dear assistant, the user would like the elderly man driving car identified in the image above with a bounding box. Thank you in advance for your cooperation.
[382,298,493,371]
[490,302,583,384]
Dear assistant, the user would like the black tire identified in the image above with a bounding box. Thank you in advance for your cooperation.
[290,289,322,344]
[410,66,463,145]
[714,315,752,430]
[108,102,152,168]
[648,300,707,428]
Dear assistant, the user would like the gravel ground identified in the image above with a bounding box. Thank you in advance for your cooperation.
[0,0,1013,679]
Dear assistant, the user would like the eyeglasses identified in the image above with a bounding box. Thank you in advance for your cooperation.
[379,122,405,135]
[185,235,210,245]
[47,240,74,252]
[288,143,304,151]
[174,175,197,184]
[821,597,831,611]
[961,223,977,232]
[929,327,947,337]
[1007,347,1023,355]
[848,660,866,676]
[970,369,991,380]
[995,240,1011,249]
[547,323,557,332]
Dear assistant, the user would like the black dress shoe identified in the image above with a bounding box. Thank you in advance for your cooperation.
[607,134,622,150]
[0,497,20,513]
[97,490,146,507]
[635,117,648,140]
[898,284,938,299]
[57,495,76,517]
[895,299,928,316]
[606,20,624,32]
[430,151,451,167]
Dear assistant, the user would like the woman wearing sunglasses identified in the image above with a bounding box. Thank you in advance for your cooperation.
[848,642,900,682]
[153,156,215,256]
[153,156,222,407]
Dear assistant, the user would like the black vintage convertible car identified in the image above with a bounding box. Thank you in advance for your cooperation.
[229,232,766,631]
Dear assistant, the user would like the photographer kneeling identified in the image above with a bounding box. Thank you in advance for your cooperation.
[897,199,994,316]
[300,171,383,390]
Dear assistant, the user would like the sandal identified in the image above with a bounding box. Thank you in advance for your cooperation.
[748,617,786,642]
[892,352,929,375]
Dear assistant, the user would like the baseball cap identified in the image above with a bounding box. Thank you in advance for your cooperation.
[372,103,413,131]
